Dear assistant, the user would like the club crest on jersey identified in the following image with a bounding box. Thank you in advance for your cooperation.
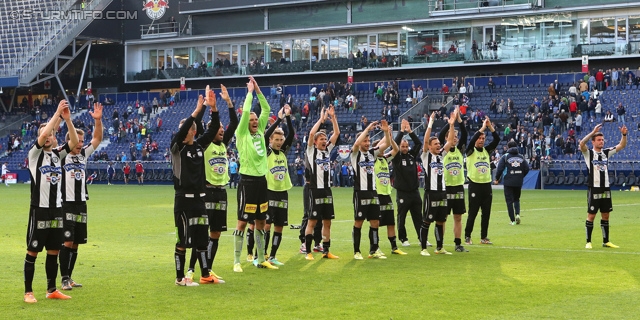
[338,145,351,160]
[592,160,608,171]
[358,161,375,174]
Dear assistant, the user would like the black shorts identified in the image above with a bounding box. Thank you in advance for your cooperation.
[353,190,380,221]
[237,175,269,222]
[267,190,289,226]
[308,188,335,220]
[587,187,613,214]
[174,194,209,249]
[446,185,466,215]
[423,191,448,223]
[378,194,395,226]
[204,187,228,232]
[26,206,64,252]
[62,201,88,244]
[136,172,142,177]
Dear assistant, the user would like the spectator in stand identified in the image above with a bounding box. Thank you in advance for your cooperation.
[441,83,449,95]
[604,110,614,122]
[579,79,588,93]
[487,77,495,95]
[595,100,602,121]
[575,111,583,134]
[616,103,626,124]
[156,116,162,132]
[135,160,144,185]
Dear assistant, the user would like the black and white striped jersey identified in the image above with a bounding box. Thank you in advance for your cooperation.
[421,150,447,192]
[28,142,71,208]
[582,148,616,188]
[61,145,95,202]
[306,143,334,189]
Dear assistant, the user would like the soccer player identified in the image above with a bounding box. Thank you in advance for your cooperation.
[351,120,386,260]
[579,123,627,249]
[420,112,456,256]
[438,107,469,252]
[494,140,530,225]
[106,162,115,185]
[298,167,323,254]
[392,119,423,247]
[232,76,278,272]
[464,117,500,245]
[86,171,97,185]
[372,120,405,255]
[59,102,103,291]
[262,104,295,266]
[304,105,340,260]
[23,100,79,303]
[172,89,219,286]
[186,84,237,282]
[2,161,9,186]
[135,160,144,185]
[122,162,131,184]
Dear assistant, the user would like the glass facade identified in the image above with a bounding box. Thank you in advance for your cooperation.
[129,12,640,82]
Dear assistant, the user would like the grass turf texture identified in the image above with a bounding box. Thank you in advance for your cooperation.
[1,185,639,319]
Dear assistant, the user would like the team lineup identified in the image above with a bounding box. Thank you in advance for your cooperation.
[22,77,628,300]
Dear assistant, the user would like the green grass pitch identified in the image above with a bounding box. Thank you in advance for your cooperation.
[1,185,639,319]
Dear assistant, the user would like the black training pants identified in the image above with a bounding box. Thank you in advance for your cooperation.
[396,189,423,243]
[465,181,493,239]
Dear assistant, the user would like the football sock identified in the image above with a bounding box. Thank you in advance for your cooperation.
[322,241,331,254]
[264,230,271,256]
[585,220,594,243]
[601,219,609,243]
[188,248,197,270]
[68,248,78,278]
[254,229,266,263]
[454,237,462,246]
[270,232,282,258]
[369,227,379,253]
[208,238,219,267]
[175,248,186,279]
[352,226,361,253]
[313,223,322,246]
[59,246,71,279]
[45,254,58,292]
[305,234,313,255]
[24,254,36,293]
[197,248,208,277]
[435,224,444,250]
[389,236,398,250]
[246,228,254,256]
[420,222,430,250]
[232,230,244,264]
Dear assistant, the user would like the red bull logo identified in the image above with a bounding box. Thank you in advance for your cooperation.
[338,145,351,160]
[142,0,168,20]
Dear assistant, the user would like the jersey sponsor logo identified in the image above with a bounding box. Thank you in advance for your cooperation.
[269,166,287,174]
[429,161,444,175]
[507,157,524,167]
[252,134,265,156]
[244,204,257,213]
[591,160,608,171]
[260,202,269,212]
[314,157,331,171]
[474,162,490,174]
[445,162,462,176]
[358,161,375,174]
[208,158,227,166]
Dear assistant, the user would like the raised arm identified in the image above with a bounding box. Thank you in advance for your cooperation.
[221,84,238,145]
[457,113,467,150]
[265,108,284,145]
[353,120,378,153]
[443,110,457,151]
[484,117,501,153]
[466,120,487,156]
[423,112,435,152]
[327,105,340,146]
[282,105,295,151]
[61,102,79,150]
[236,80,254,137]
[197,89,219,149]
[251,76,271,132]
[309,106,326,139]
[579,124,601,153]
[89,102,103,149]
[172,95,204,150]
[379,120,398,157]
[615,124,628,152]
[38,100,68,147]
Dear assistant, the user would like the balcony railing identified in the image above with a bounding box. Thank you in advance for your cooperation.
[429,0,536,16]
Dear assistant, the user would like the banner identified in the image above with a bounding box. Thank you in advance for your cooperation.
[581,55,588,73]
[3,173,17,184]
[347,68,353,84]
[180,77,186,91]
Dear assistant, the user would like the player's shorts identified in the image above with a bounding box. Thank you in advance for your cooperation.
[423,191,448,223]
[26,206,64,252]
[204,186,228,232]
[62,201,88,244]
[308,188,335,220]
[446,185,466,215]
[237,175,269,222]
[587,187,613,214]
[136,172,142,177]
[174,194,209,249]
[353,190,380,221]
[266,190,289,226]
[378,194,395,226]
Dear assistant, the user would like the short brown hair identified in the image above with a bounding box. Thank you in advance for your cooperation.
[591,132,604,141]
[428,137,439,145]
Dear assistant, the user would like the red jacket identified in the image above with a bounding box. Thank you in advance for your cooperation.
[595,71,604,82]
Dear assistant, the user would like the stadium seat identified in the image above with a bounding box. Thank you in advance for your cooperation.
[626,172,636,186]
[575,172,585,185]
[564,173,575,185]
[545,172,555,185]
[615,173,626,186]
[554,172,565,185]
